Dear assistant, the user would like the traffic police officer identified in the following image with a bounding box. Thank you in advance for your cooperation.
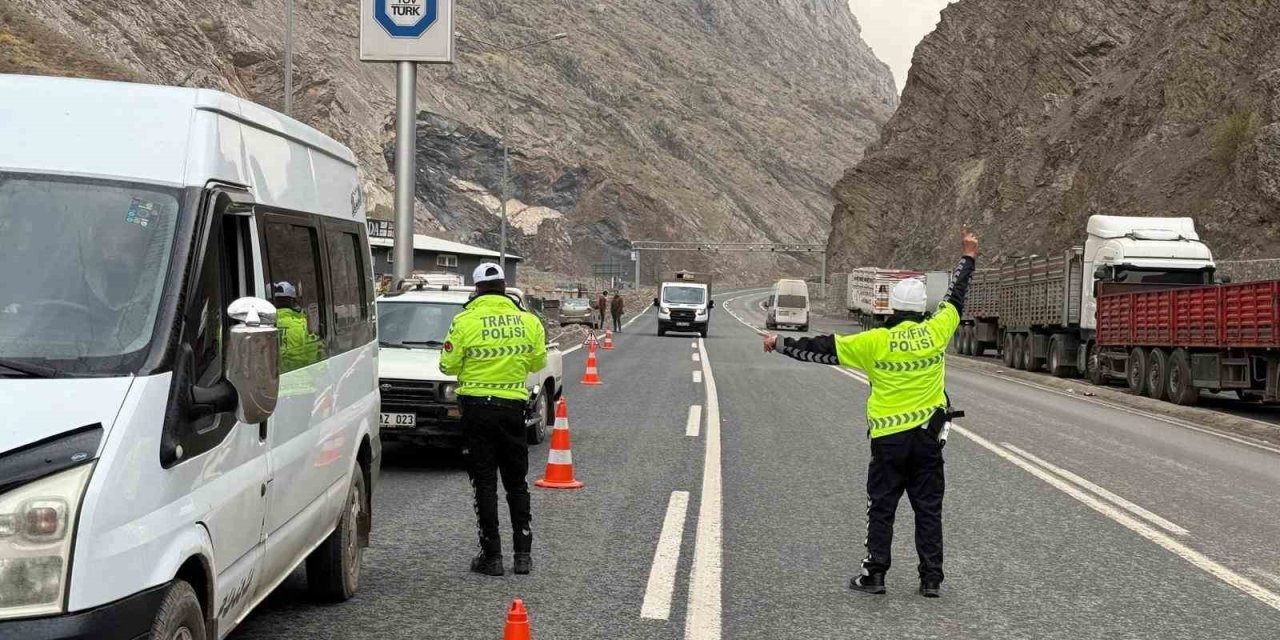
[440,263,547,576]
[763,228,978,598]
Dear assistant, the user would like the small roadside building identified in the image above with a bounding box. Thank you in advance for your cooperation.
[368,231,522,285]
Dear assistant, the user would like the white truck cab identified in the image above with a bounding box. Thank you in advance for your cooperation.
[1081,215,1216,330]
[376,285,564,448]
[0,75,379,640]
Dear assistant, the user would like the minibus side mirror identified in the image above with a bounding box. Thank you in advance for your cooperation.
[763,299,770,308]
[709,300,715,309]
[653,297,659,307]
[226,297,280,424]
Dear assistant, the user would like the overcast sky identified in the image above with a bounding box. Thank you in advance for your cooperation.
[847,0,955,92]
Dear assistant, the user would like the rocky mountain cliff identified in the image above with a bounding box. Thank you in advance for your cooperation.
[828,0,1280,272]
[2,0,897,282]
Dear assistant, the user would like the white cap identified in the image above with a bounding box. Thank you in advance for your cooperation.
[472,262,505,284]
[889,278,927,313]
[272,281,298,298]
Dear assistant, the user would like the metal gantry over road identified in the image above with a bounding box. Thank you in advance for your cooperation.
[630,240,829,291]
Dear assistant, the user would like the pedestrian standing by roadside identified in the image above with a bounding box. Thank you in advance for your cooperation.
[596,290,608,329]
[610,290,625,332]
[762,227,979,598]
[440,263,547,577]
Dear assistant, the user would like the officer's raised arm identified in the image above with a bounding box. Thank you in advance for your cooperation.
[926,227,980,343]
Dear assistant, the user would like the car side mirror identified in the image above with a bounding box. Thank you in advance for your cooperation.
[226,297,280,424]
[709,300,715,309]
[763,300,770,308]
[653,297,659,307]
[1094,266,1111,281]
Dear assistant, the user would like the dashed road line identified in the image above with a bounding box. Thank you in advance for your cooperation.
[686,405,703,437]
[686,338,722,639]
[641,491,691,621]
[693,370,702,384]
[693,352,701,362]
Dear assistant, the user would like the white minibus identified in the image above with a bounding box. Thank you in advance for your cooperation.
[765,279,810,331]
[0,75,380,639]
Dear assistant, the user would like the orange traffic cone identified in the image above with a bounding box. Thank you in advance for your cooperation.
[535,398,584,489]
[603,329,614,350]
[503,599,531,640]
[580,342,603,386]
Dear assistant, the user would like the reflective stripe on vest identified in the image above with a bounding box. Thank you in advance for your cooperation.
[866,406,943,435]
[873,352,945,373]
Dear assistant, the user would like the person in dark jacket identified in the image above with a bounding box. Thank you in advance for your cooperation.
[596,291,608,329]
[610,291,625,332]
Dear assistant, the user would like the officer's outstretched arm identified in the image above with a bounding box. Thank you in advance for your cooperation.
[439,316,466,376]
[775,332,874,371]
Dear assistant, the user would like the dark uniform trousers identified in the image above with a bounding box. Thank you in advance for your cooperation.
[460,399,532,556]
[864,426,945,582]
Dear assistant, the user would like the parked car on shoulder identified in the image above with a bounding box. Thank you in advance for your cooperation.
[558,297,597,328]
[376,286,564,448]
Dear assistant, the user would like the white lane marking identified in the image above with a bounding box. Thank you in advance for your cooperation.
[641,491,691,621]
[686,405,703,437]
[1001,443,1190,537]
[967,368,1280,455]
[686,338,722,639]
[693,370,702,384]
[1251,568,1280,591]
[958,424,1280,612]
[693,341,698,349]
[693,352,701,362]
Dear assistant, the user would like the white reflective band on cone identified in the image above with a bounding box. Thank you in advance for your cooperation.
[548,449,573,465]
[555,418,569,430]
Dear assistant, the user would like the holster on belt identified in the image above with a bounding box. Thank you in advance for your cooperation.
[925,407,965,446]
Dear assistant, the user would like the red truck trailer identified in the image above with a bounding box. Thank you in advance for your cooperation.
[1094,280,1280,405]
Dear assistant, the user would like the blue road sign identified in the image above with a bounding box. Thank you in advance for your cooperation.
[375,0,439,38]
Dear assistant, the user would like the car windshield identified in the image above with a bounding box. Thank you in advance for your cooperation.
[663,286,706,305]
[1113,268,1211,286]
[775,295,807,309]
[377,301,463,348]
[563,298,590,310]
[0,173,181,376]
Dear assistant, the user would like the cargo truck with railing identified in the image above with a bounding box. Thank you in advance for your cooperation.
[847,267,924,327]
[1092,280,1280,404]
[956,215,1217,378]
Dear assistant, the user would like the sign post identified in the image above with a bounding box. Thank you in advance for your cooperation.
[361,0,454,284]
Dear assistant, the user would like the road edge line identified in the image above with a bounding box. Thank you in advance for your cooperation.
[686,338,723,639]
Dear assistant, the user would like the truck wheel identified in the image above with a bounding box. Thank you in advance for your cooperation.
[1146,349,1170,401]
[972,334,985,357]
[1167,349,1199,405]
[1002,335,1016,367]
[1127,348,1149,396]
[1048,337,1064,377]
[965,328,978,355]
[150,580,206,640]
[307,467,366,602]
[1012,335,1028,370]
[1025,337,1045,373]
[1087,343,1107,385]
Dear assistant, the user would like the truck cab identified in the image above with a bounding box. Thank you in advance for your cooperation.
[1081,215,1217,331]
[375,285,563,448]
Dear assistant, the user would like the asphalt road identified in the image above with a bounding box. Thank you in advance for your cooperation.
[232,289,1280,639]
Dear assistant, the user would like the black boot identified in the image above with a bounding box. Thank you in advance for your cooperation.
[919,579,941,598]
[513,553,532,575]
[470,552,504,576]
[849,572,886,595]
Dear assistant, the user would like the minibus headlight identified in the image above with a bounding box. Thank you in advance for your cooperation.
[440,383,458,403]
[0,463,94,620]
[660,306,671,315]
[695,308,708,318]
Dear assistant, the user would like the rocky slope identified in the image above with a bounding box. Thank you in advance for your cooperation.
[828,0,1280,271]
[2,0,896,282]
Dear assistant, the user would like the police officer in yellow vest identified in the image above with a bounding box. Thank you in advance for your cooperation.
[272,282,323,375]
[440,263,546,577]
[763,228,978,598]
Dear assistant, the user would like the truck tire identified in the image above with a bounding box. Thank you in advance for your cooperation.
[955,328,968,355]
[1146,349,1170,401]
[972,334,985,357]
[1087,343,1107,385]
[1002,335,1016,367]
[1025,337,1045,373]
[1012,335,1028,370]
[1048,337,1066,378]
[1127,348,1149,396]
[307,467,366,602]
[1167,348,1199,406]
[966,328,978,356]
[150,580,206,640]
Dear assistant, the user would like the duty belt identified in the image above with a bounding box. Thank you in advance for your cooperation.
[459,396,526,410]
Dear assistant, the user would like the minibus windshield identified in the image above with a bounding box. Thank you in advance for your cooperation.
[663,286,706,305]
[378,301,463,349]
[0,174,180,376]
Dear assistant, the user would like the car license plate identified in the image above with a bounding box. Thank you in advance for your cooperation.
[380,413,416,428]
[676,322,690,327]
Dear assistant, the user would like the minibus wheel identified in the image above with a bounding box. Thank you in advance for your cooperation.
[307,468,365,602]
[151,580,205,640]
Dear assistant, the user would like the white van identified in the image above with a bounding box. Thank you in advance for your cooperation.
[0,76,380,639]
[765,279,810,331]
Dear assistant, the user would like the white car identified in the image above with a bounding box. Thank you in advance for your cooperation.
[375,286,564,448]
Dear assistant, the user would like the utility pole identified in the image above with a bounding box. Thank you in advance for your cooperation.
[392,62,417,283]
[284,0,294,116]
